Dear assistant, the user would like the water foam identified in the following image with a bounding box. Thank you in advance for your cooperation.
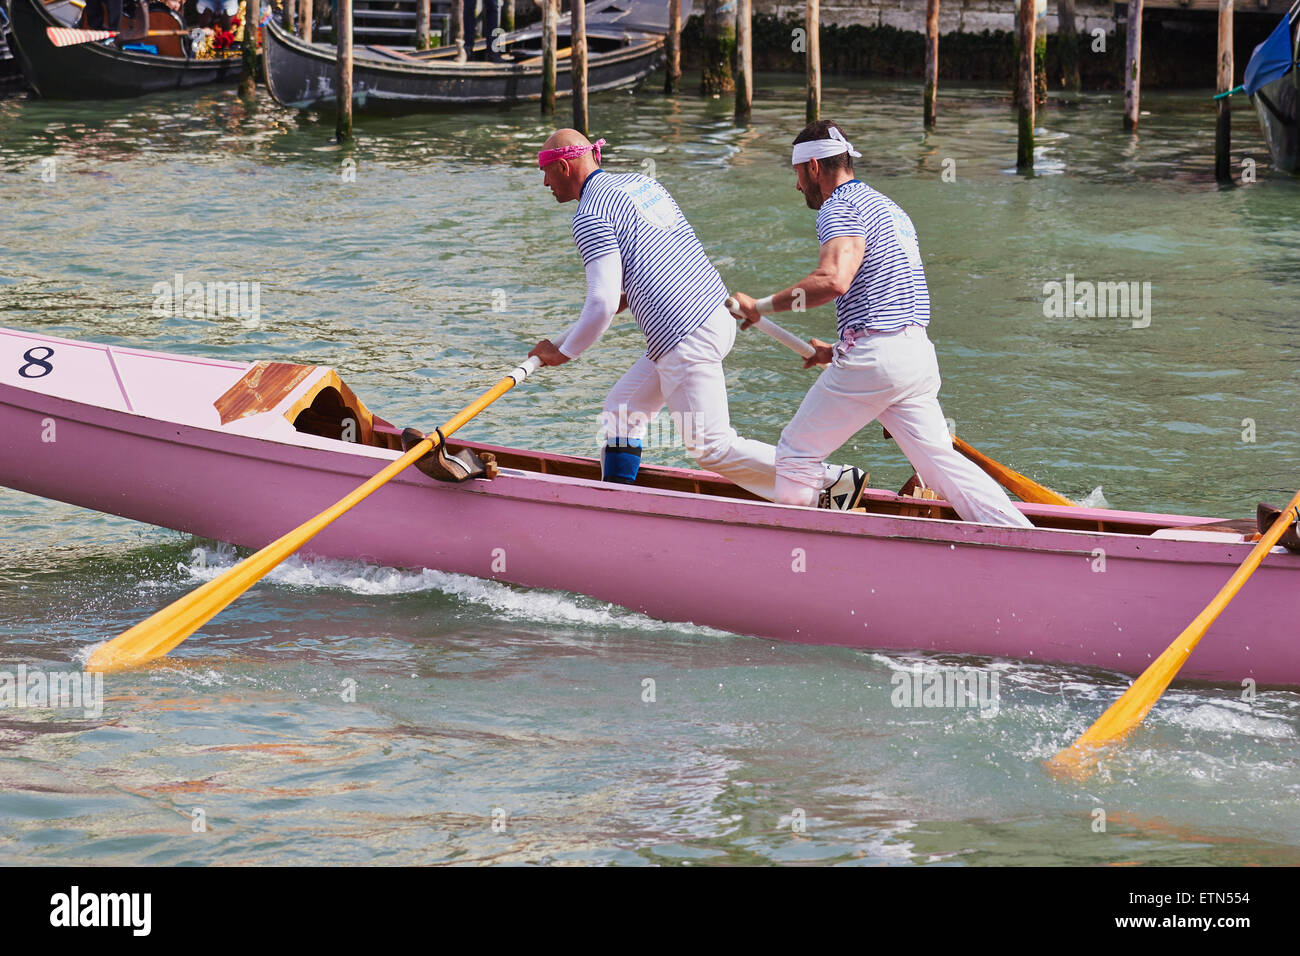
[179,545,729,636]
[1162,702,1296,740]
[1077,486,1109,509]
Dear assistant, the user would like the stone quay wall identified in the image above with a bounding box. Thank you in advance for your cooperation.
[755,0,1115,37]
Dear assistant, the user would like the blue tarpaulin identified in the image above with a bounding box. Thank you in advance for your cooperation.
[1244,13,1296,95]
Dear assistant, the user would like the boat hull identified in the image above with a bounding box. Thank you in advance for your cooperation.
[1,328,1297,685]
[9,0,240,99]
[262,15,663,110]
[1251,71,1299,174]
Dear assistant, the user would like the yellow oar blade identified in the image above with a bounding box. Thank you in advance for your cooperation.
[952,436,1075,507]
[1047,488,1300,779]
[87,370,530,673]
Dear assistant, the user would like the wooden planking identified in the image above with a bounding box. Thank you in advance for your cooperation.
[366,44,422,61]
[479,447,762,501]
[521,45,572,67]
[214,362,315,425]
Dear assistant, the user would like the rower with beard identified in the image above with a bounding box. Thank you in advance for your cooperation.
[528,128,867,508]
[729,120,1032,527]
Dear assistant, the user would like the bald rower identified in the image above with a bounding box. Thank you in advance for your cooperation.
[527,129,867,508]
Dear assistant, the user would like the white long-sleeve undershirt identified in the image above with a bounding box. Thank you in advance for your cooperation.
[558,251,623,359]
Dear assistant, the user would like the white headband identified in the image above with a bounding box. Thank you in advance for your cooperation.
[791,127,862,166]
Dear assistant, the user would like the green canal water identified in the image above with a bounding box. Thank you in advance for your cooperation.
[0,74,1297,865]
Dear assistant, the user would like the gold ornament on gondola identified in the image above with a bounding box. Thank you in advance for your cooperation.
[194,0,246,59]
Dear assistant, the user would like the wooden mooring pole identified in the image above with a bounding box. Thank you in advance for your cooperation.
[806,0,820,122]
[416,0,430,49]
[1058,0,1080,95]
[503,0,515,31]
[1215,0,1233,182]
[239,0,260,97]
[1016,0,1034,169]
[300,0,312,42]
[336,0,354,142]
[282,0,296,32]
[700,0,734,95]
[573,0,588,134]
[923,0,938,127]
[665,0,681,93]
[1123,0,1143,130]
[450,0,464,60]
[736,0,752,120]
[542,0,557,115]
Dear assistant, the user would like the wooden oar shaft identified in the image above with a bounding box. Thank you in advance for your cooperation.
[1048,488,1300,778]
[46,26,191,47]
[86,363,537,673]
[952,436,1075,508]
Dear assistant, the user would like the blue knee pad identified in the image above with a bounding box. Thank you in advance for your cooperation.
[602,439,642,484]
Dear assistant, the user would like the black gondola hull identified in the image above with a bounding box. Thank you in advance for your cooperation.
[262,15,664,111]
[1251,73,1299,173]
[9,0,239,99]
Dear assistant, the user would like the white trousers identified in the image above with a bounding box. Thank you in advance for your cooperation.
[774,325,1032,527]
[603,304,838,501]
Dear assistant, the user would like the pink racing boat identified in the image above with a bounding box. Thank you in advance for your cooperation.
[2,325,1297,685]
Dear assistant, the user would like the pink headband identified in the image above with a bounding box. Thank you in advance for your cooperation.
[538,138,606,169]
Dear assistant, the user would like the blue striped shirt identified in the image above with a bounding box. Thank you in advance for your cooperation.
[816,179,930,338]
[572,170,727,361]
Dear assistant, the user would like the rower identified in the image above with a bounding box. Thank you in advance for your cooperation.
[729,120,1032,528]
[527,129,866,508]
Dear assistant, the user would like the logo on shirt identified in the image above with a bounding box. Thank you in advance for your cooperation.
[890,208,923,270]
[623,179,677,231]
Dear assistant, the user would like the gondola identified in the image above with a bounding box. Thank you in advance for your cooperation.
[261,0,674,111]
[8,0,241,99]
[1243,1,1300,172]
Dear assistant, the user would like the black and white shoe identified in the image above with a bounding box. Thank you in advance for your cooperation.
[820,466,868,511]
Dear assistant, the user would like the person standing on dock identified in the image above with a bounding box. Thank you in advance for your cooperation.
[528,128,867,508]
[729,120,1032,528]
[463,0,501,60]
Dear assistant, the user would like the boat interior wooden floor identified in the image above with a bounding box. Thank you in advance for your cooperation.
[284,378,1255,540]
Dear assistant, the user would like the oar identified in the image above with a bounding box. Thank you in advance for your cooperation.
[86,347,559,673]
[1047,489,1300,779]
[723,297,1075,507]
[45,25,189,48]
[948,436,1073,507]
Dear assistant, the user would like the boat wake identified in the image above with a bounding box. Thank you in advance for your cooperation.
[178,544,732,637]
[1076,485,1108,509]
[868,649,1300,765]
[1163,699,1297,740]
